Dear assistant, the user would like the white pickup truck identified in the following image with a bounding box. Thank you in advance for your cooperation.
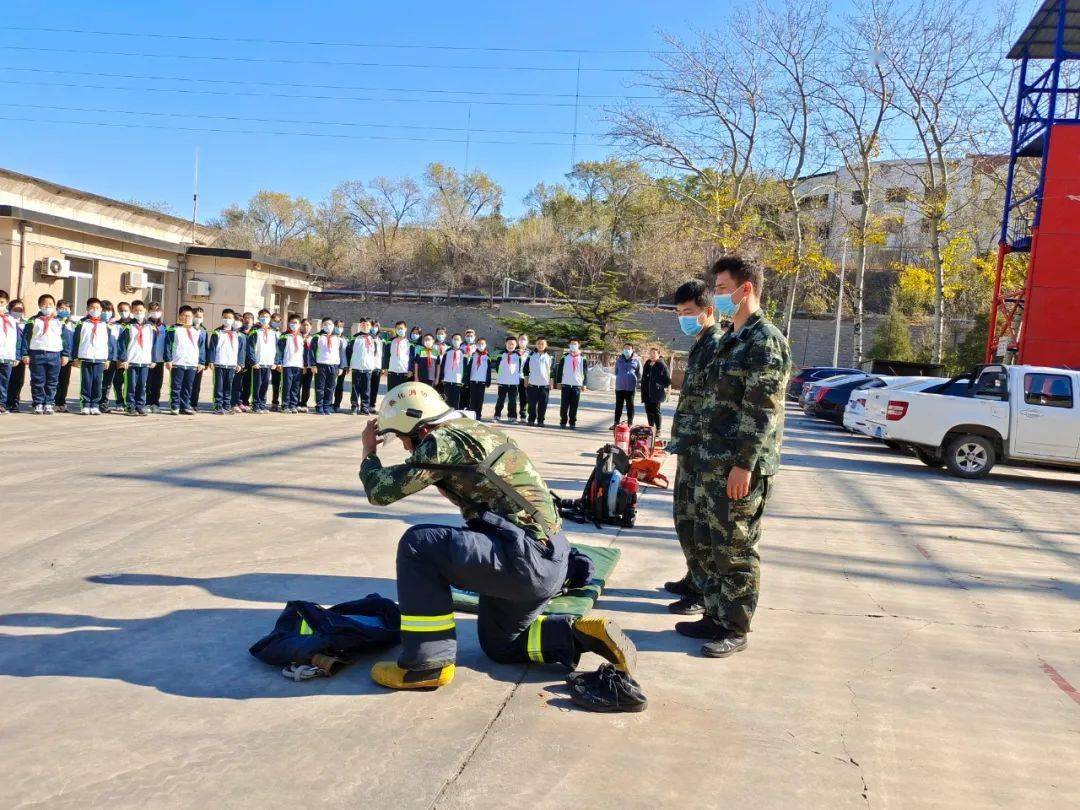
[879,364,1080,478]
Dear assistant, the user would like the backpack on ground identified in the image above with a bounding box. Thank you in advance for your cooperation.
[556,443,639,528]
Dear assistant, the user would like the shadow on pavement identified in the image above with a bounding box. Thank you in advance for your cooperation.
[85,572,397,606]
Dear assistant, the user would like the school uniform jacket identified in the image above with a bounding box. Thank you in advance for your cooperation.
[71,317,116,362]
[438,347,467,385]
[21,313,70,356]
[276,330,308,368]
[307,332,347,368]
[247,327,280,366]
[386,336,413,374]
[411,347,440,383]
[164,324,207,367]
[117,322,160,365]
[0,312,20,361]
[524,351,554,386]
[555,352,588,387]
[465,351,493,386]
[495,351,522,386]
[347,333,381,372]
[207,328,247,367]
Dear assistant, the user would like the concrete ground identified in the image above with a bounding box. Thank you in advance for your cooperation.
[0,392,1077,809]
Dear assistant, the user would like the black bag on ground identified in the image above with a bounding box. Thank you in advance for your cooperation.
[556,444,638,528]
[249,594,401,667]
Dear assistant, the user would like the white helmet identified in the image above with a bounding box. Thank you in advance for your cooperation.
[376,382,454,436]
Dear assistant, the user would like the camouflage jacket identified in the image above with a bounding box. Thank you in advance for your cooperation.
[670,311,791,475]
[359,417,562,540]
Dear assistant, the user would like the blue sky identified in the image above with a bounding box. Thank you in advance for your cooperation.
[2,0,1033,220]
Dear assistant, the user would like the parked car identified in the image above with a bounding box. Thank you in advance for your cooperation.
[804,374,891,424]
[843,377,933,435]
[881,364,1080,478]
[787,366,861,401]
[862,374,974,441]
[800,374,861,411]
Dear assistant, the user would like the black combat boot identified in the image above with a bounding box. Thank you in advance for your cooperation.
[663,572,699,598]
[667,595,705,615]
[674,616,726,639]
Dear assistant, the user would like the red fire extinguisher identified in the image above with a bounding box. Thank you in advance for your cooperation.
[612,422,631,453]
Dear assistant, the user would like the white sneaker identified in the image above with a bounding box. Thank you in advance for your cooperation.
[81,407,91,415]
[34,404,44,414]
[44,404,55,415]
[90,407,102,415]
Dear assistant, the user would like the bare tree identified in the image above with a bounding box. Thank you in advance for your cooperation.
[424,163,503,298]
[336,176,424,299]
[882,0,998,362]
[819,0,894,362]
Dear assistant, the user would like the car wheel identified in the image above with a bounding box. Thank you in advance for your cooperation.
[914,447,942,468]
[883,440,903,452]
[943,434,996,479]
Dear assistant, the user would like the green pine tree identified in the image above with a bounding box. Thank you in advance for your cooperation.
[869,298,914,362]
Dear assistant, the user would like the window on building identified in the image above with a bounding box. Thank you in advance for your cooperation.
[802,193,830,210]
[815,224,832,242]
[850,189,866,206]
[144,270,166,307]
[1024,374,1073,408]
[63,257,96,316]
[885,187,910,203]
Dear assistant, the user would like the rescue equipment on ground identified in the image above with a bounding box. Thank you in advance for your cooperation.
[555,444,639,528]
[624,424,670,489]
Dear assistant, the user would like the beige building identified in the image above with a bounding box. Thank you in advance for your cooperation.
[0,168,322,320]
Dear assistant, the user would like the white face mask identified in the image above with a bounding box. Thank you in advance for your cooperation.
[477,344,487,352]
[518,340,528,350]
[133,312,146,322]
[193,317,204,327]
[88,308,102,319]
[0,304,7,314]
[322,322,334,333]
[118,311,130,320]
[569,344,579,353]
[451,338,462,348]
[41,306,55,317]
[222,318,234,330]
[289,322,300,332]
[148,311,162,321]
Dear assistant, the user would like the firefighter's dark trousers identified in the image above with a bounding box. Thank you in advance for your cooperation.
[395,513,579,671]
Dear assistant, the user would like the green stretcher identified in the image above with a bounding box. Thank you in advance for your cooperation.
[451,543,621,616]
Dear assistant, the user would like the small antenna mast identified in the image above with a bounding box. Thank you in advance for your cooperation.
[191,147,199,244]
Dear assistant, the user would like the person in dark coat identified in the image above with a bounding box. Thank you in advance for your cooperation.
[640,346,671,433]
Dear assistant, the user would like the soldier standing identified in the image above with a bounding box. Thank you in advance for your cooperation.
[359,382,637,689]
[667,257,790,658]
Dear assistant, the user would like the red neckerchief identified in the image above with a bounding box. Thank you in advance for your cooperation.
[571,352,580,375]
[135,323,145,348]
[324,333,334,354]
[88,317,100,340]
[226,328,234,347]
[39,314,53,340]
[0,314,7,335]
[291,330,301,352]
[449,349,461,372]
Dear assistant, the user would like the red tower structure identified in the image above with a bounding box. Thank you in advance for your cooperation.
[988,0,1080,366]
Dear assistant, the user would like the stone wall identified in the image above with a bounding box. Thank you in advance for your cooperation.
[311,295,972,368]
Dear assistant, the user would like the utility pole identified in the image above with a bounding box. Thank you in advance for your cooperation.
[832,239,848,367]
[191,147,200,244]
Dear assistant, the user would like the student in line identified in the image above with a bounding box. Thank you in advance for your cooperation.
[347,317,380,415]
[462,328,478,359]
[234,311,257,412]
[386,320,413,390]
[465,337,492,419]
[277,314,307,414]
[186,306,207,412]
[368,319,384,410]
[524,336,554,427]
[640,346,672,433]
[309,315,347,415]
[412,333,440,386]
[269,312,283,411]
[438,333,467,408]
[493,335,522,422]
[164,305,205,415]
[207,308,246,415]
[298,318,315,412]
[3,299,26,411]
[515,333,531,424]
[53,299,76,412]
[555,340,588,430]
[22,293,69,415]
[116,299,158,416]
[247,308,279,414]
[0,290,18,415]
[71,297,115,415]
[332,319,348,412]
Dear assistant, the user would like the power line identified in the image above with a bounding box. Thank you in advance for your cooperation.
[0,77,635,109]
[0,65,660,101]
[0,44,657,73]
[0,113,612,148]
[3,101,611,137]
[1,25,671,55]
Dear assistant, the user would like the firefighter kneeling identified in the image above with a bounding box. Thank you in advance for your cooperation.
[360,382,636,689]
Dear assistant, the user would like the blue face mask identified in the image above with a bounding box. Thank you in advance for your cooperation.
[465,335,475,344]
[58,309,71,319]
[713,291,741,318]
[622,348,632,358]
[679,314,704,337]
[370,327,379,336]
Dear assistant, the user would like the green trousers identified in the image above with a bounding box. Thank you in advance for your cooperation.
[673,459,771,635]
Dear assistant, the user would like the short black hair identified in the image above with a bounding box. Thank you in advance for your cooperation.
[221,308,235,317]
[258,308,270,316]
[38,293,55,306]
[100,299,114,309]
[86,297,102,308]
[57,298,69,307]
[672,279,712,308]
[709,255,764,293]
[192,306,204,314]
[321,316,333,324]
[178,305,193,315]
[0,289,8,300]
[131,299,146,309]
[117,300,130,309]
[395,320,407,327]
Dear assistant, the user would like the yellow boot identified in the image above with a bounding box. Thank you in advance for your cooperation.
[371,661,456,690]
[572,616,637,674]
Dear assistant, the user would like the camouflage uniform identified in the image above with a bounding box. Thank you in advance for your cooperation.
[669,312,790,635]
[360,417,580,670]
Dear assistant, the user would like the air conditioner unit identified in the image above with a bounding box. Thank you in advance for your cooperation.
[40,257,71,278]
[186,279,211,297]
[124,270,149,290]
